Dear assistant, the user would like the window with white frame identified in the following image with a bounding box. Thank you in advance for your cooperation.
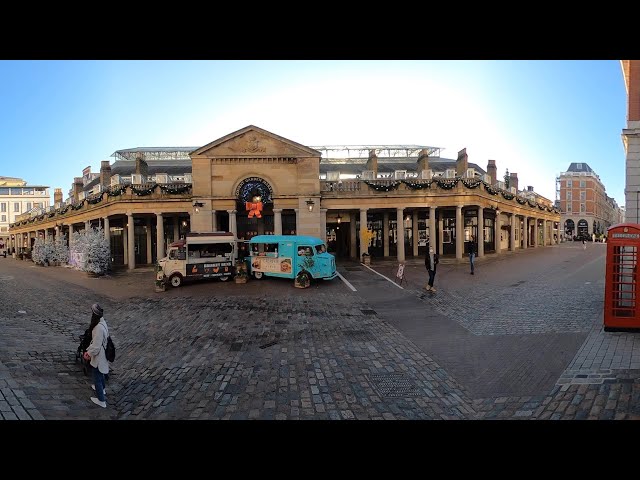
[580,203,585,212]
[26,202,31,211]
[580,180,586,188]
[567,203,572,212]
[1,215,5,222]
[567,179,572,188]
[13,203,19,212]
[567,191,572,201]
[580,191,586,201]
[576,163,582,170]
[0,203,5,212]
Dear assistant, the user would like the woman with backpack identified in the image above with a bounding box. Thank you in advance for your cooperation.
[424,242,439,292]
[84,303,110,408]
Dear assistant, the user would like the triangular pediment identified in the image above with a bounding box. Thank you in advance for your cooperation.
[191,125,321,158]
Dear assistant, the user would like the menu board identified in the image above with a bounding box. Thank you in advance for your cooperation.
[250,256,293,275]
[187,261,233,278]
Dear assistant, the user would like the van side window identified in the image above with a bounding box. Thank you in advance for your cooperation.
[169,249,177,260]
[177,248,186,260]
[298,246,313,256]
[315,244,326,254]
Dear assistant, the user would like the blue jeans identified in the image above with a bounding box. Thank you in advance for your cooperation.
[469,253,475,273]
[92,366,106,402]
[427,269,436,287]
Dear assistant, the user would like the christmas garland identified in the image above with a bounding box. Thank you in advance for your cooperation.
[108,186,127,197]
[515,197,527,205]
[537,204,546,210]
[461,178,482,189]
[363,180,401,192]
[484,183,500,195]
[401,180,432,190]
[87,195,103,205]
[434,178,459,190]
[527,200,536,208]
[159,184,191,194]
[501,191,515,200]
[130,185,156,196]
[72,201,85,210]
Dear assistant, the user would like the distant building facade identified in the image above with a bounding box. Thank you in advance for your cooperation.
[0,176,49,250]
[8,125,560,268]
[558,162,623,238]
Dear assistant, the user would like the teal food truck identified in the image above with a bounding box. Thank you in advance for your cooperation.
[246,235,337,284]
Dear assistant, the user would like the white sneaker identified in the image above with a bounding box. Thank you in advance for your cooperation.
[91,385,106,395]
[90,397,107,408]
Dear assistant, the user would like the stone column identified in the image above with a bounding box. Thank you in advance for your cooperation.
[523,217,528,248]
[85,220,90,230]
[455,205,463,260]
[542,219,547,246]
[273,209,283,235]
[429,207,436,250]
[54,225,59,239]
[173,215,179,241]
[383,212,390,257]
[478,207,485,257]
[156,213,164,260]
[211,210,217,232]
[396,207,405,262]
[68,226,74,253]
[510,214,516,251]
[294,208,299,234]
[44,229,49,241]
[320,208,327,243]
[437,209,443,255]
[412,211,419,257]
[228,210,237,237]
[359,208,368,259]
[103,217,110,240]
[349,211,357,259]
[532,218,538,247]
[146,217,153,264]
[127,213,135,270]
[494,210,500,255]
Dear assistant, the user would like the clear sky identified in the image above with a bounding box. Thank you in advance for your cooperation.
[0,60,627,206]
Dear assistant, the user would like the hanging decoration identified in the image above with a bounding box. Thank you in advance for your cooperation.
[72,201,86,210]
[434,178,458,190]
[483,183,500,195]
[401,180,432,190]
[131,185,156,196]
[501,191,515,200]
[87,195,103,205]
[160,184,191,195]
[515,197,527,205]
[527,200,536,208]
[461,178,482,189]
[108,186,127,197]
[363,180,401,192]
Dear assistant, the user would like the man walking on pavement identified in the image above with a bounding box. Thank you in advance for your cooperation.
[467,234,477,275]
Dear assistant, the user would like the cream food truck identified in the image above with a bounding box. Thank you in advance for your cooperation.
[157,232,236,287]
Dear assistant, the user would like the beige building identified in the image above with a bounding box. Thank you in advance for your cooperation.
[0,176,50,251]
[8,125,561,267]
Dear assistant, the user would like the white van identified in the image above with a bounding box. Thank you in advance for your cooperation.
[157,232,236,287]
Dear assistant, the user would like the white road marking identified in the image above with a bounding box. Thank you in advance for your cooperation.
[337,272,357,291]
[361,263,405,290]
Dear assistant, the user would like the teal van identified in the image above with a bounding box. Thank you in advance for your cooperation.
[246,235,337,283]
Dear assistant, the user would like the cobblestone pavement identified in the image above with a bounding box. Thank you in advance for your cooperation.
[1,241,639,420]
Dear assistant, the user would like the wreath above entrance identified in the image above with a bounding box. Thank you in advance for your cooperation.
[236,177,273,204]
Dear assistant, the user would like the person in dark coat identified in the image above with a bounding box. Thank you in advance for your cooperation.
[424,242,439,292]
[467,235,477,275]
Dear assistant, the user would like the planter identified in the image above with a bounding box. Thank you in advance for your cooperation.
[362,254,371,266]
[234,276,248,284]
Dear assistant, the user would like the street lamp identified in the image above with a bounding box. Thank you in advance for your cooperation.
[306,199,315,212]
[193,201,204,213]
[336,214,342,224]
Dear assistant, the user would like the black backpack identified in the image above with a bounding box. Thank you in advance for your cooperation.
[104,335,116,362]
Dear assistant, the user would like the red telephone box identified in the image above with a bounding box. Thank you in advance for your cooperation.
[604,223,640,331]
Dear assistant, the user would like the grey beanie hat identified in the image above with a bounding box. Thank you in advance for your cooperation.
[91,303,104,316]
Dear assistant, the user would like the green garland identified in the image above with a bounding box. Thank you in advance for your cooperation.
[87,195,103,205]
[484,183,500,195]
[159,184,191,194]
[501,191,515,200]
[515,197,527,205]
[108,186,127,197]
[401,180,432,190]
[434,178,459,190]
[72,201,85,210]
[363,180,401,192]
[527,200,536,208]
[461,178,482,189]
[130,185,156,196]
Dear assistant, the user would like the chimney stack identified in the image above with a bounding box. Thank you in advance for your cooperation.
[72,177,83,202]
[527,186,534,192]
[509,172,518,191]
[456,148,468,176]
[54,188,63,206]
[365,149,378,176]
[417,148,430,173]
[135,152,148,177]
[100,160,112,188]
[486,160,497,185]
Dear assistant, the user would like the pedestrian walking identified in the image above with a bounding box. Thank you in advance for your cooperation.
[467,235,477,275]
[423,242,439,292]
[83,303,110,408]
[582,238,586,250]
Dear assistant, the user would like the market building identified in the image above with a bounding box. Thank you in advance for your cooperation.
[7,125,561,268]
[1,176,50,251]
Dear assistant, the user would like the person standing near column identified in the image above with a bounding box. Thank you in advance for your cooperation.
[467,234,477,275]
[423,241,439,292]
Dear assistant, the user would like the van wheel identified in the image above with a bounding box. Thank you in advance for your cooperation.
[219,275,230,282]
[169,274,183,288]
[253,271,263,280]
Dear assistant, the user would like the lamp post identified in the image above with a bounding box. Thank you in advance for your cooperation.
[306,199,315,212]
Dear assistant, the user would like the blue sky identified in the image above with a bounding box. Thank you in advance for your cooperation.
[0,60,627,205]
